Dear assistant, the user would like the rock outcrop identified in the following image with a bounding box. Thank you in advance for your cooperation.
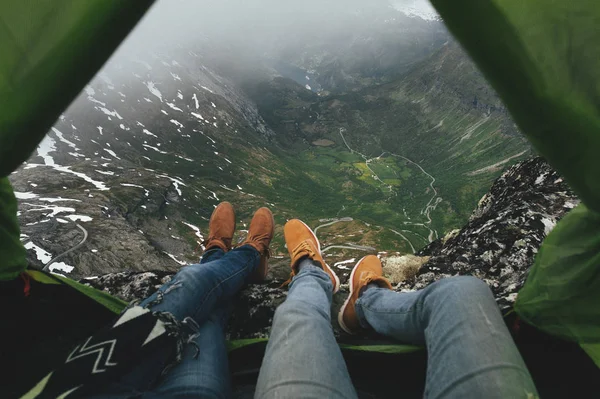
[406,157,578,309]
[82,157,578,338]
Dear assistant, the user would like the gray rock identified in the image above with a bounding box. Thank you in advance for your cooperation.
[406,157,578,309]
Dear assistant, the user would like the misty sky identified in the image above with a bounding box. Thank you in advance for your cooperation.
[119,0,439,55]
[391,0,438,20]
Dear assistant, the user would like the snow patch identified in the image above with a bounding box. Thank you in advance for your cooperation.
[49,262,75,274]
[95,170,115,176]
[15,192,39,199]
[176,154,194,162]
[97,107,123,120]
[24,203,76,217]
[166,102,183,112]
[15,192,80,203]
[156,174,186,196]
[144,81,163,102]
[66,215,93,222]
[164,252,186,265]
[143,144,168,154]
[182,221,204,243]
[24,164,110,191]
[51,128,79,151]
[170,120,184,129]
[143,129,158,138]
[87,97,106,107]
[37,135,56,166]
[104,148,121,160]
[24,241,52,264]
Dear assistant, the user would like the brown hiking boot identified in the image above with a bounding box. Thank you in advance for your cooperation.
[283,219,340,293]
[203,202,236,252]
[241,207,274,282]
[338,255,393,334]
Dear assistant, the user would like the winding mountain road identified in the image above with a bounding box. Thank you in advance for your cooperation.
[322,244,376,253]
[339,128,440,244]
[314,217,353,235]
[43,222,88,272]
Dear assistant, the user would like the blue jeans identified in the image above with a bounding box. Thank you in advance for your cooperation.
[256,267,538,398]
[94,245,259,399]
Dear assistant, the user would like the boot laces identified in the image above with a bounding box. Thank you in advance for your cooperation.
[280,241,319,289]
[291,241,318,261]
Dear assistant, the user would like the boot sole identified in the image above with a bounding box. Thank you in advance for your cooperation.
[337,255,368,334]
[298,219,341,293]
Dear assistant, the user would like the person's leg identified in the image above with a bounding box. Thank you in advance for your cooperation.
[356,276,538,398]
[255,260,358,399]
[146,304,233,399]
[139,245,259,323]
[90,248,258,398]
[200,247,226,264]
[93,206,275,398]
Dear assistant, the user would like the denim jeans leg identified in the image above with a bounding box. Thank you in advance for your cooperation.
[355,276,538,398]
[200,247,226,264]
[140,245,260,323]
[93,246,258,398]
[255,265,358,399]
[147,304,233,399]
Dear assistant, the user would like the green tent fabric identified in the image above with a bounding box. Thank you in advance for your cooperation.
[0,0,153,177]
[225,337,421,355]
[0,0,154,280]
[0,177,26,280]
[516,204,600,343]
[430,0,600,353]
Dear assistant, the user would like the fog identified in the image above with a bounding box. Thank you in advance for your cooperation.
[118,0,438,56]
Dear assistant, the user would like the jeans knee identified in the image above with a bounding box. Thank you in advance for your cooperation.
[175,263,197,279]
[178,262,215,283]
[275,299,328,324]
[444,276,494,301]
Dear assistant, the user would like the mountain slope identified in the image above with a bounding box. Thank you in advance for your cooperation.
[246,40,531,245]
[11,18,529,278]
[10,48,286,277]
